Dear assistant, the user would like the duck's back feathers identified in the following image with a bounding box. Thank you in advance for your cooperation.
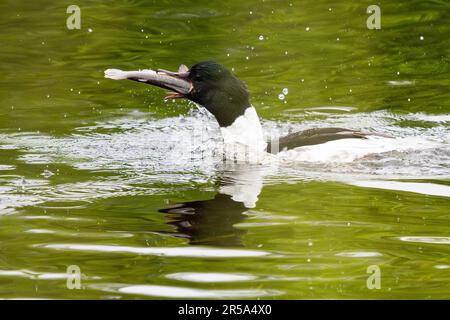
[268,128,388,153]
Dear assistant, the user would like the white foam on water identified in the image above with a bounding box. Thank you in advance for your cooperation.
[408,113,450,123]
[278,135,443,163]
[0,109,449,212]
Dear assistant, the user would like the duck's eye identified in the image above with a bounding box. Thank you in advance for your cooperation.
[194,74,202,81]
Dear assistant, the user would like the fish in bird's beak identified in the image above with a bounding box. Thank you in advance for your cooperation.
[104,64,192,100]
[156,64,191,100]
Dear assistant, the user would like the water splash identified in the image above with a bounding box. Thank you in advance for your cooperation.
[0,109,449,213]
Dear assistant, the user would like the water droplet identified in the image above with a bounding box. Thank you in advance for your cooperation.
[88,28,93,33]
[249,11,253,15]
[226,53,230,57]
[282,88,289,95]
[305,27,310,31]
[278,93,285,100]
[407,98,411,102]
[258,35,264,40]
[349,89,352,93]
[301,79,304,83]
[41,170,54,178]
[307,258,311,262]
[284,51,288,55]
[420,35,424,40]
[308,242,313,246]
[336,37,340,41]
[329,7,332,11]
[397,71,400,75]
[245,56,249,60]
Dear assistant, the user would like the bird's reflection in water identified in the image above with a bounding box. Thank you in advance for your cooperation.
[159,165,265,247]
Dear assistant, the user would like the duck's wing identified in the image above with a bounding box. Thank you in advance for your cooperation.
[267,127,383,154]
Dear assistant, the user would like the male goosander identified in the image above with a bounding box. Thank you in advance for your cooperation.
[104,61,385,161]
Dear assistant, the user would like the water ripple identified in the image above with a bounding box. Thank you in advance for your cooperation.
[166,272,257,283]
[92,283,281,298]
[351,180,450,198]
[25,229,134,238]
[36,243,271,258]
[0,269,100,280]
[398,237,450,244]
[335,251,383,258]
